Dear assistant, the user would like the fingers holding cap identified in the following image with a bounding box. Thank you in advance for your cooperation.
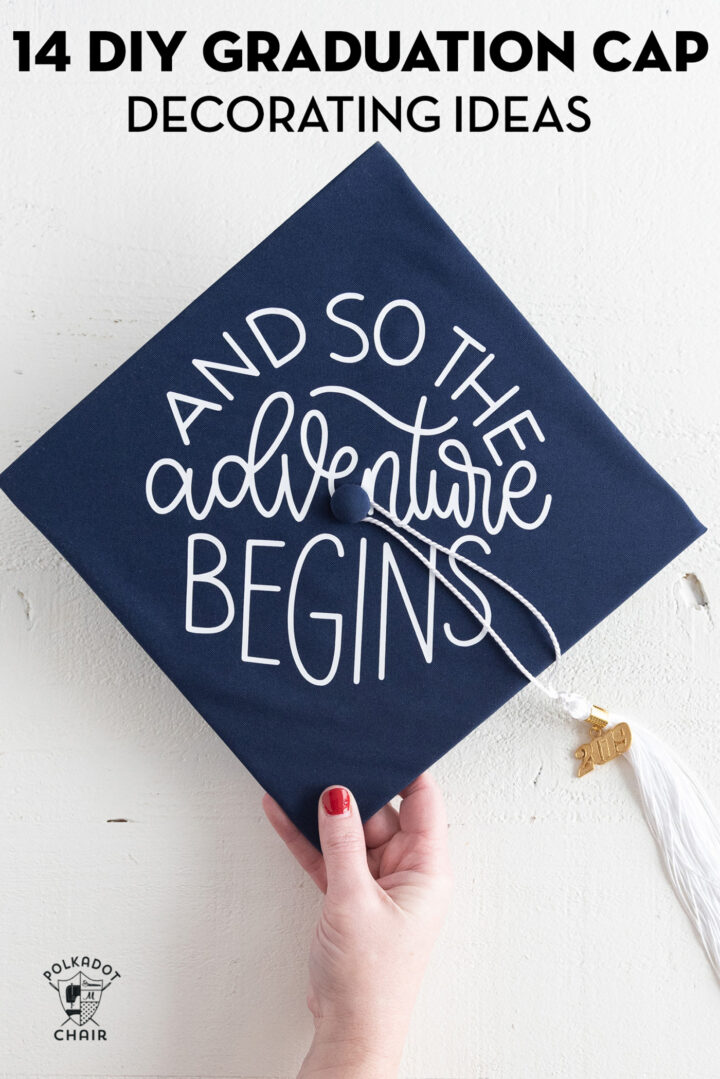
[398,771,451,869]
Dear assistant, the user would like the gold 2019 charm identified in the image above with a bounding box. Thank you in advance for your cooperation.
[575,708,632,778]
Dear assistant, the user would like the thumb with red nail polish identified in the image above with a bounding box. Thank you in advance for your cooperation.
[317,785,373,905]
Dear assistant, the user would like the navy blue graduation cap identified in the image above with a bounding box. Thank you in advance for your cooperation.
[0,144,706,867]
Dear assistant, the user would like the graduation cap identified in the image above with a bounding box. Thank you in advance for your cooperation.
[2,143,718,976]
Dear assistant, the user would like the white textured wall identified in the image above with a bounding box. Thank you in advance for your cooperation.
[1,1,719,1077]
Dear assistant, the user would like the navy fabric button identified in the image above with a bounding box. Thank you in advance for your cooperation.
[330,483,371,523]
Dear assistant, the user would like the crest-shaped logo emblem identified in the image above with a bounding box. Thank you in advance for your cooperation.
[44,955,120,1039]
[56,971,104,1026]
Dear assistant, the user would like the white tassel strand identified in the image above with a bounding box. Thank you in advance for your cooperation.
[623,719,720,980]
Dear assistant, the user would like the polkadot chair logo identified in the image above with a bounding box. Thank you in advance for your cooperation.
[43,956,121,1041]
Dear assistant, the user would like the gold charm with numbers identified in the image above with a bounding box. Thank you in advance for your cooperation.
[575,706,632,777]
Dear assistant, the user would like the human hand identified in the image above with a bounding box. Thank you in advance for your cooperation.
[262,773,453,1079]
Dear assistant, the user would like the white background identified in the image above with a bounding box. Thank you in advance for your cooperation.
[1,2,719,1077]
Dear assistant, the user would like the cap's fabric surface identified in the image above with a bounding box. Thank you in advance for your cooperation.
[0,143,704,847]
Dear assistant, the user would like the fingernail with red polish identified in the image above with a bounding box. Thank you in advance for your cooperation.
[322,786,351,816]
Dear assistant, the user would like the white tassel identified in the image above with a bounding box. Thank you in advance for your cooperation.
[347,496,720,980]
[622,719,720,980]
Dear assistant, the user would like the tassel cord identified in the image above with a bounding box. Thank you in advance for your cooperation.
[364,499,564,702]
